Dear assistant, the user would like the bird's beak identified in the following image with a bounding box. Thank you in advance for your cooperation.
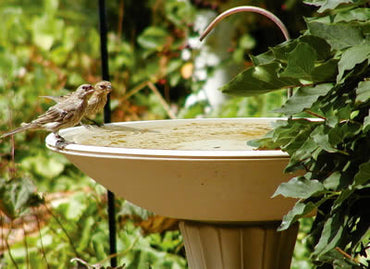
[107,85,112,92]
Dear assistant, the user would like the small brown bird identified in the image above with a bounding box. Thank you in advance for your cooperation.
[2,84,95,144]
[85,81,112,118]
[41,81,112,126]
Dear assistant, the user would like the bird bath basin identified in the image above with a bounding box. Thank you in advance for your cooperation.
[46,117,299,269]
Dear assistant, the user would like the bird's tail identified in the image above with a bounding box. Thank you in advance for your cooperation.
[1,123,32,138]
[39,95,62,103]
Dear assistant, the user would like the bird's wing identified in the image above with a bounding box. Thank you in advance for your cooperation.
[33,100,80,125]
[39,93,71,103]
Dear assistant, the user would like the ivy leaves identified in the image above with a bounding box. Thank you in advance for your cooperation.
[220,35,338,96]
[275,84,332,116]
[219,62,300,96]
[304,0,354,13]
[273,176,325,199]
[225,2,370,267]
[337,43,370,82]
[0,177,43,219]
[280,43,316,79]
[221,6,370,99]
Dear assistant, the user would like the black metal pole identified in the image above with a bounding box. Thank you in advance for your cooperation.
[98,0,117,267]
[98,0,111,123]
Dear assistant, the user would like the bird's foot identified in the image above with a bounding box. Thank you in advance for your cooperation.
[55,136,74,149]
[81,123,98,129]
[82,122,103,129]
[85,118,103,127]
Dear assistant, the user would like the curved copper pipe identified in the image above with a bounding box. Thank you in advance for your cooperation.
[199,6,292,97]
[200,6,290,42]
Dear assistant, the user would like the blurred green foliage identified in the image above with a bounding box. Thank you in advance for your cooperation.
[0,0,316,268]
[239,1,370,267]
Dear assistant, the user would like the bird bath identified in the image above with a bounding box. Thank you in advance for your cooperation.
[45,5,299,269]
[46,117,299,269]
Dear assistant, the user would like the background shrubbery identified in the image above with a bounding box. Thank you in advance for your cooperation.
[0,0,349,268]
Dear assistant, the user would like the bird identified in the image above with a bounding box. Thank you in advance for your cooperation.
[40,81,112,126]
[85,81,112,118]
[1,84,95,146]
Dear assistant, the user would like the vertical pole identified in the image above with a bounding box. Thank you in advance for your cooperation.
[98,0,111,123]
[98,0,117,267]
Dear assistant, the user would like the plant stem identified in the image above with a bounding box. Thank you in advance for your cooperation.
[3,221,18,269]
[34,209,50,269]
[43,204,79,257]
[96,236,139,265]
[147,81,177,119]
[304,109,327,120]
[22,221,30,269]
[335,247,359,264]
[123,81,149,99]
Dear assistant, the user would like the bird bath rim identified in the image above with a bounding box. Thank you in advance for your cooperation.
[45,117,289,160]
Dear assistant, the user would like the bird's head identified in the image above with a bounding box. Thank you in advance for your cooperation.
[76,84,95,99]
[95,81,113,94]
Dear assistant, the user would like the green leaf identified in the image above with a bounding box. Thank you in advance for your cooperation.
[270,35,331,63]
[323,171,342,190]
[270,40,299,62]
[92,232,108,261]
[313,212,347,256]
[328,121,362,145]
[76,216,94,252]
[21,153,65,178]
[220,62,301,96]
[278,201,317,231]
[310,58,338,83]
[332,188,354,209]
[307,20,365,50]
[250,50,275,65]
[364,112,370,132]
[44,0,59,15]
[0,177,39,219]
[333,8,370,23]
[337,43,370,82]
[137,26,169,51]
[305,0,353,13]
[35,155,65,178]
[59,192,88,220]
[311,125,339,153]
[273,176,325,199]
[280,43,316,79]
[274,84,332,116]
[31,15,64,51]
[356,80,370,103]
[290,136,320,163]
[300,35,332,61]
[165,0,195,27]
[239,34,256,50]
[264,119,319,158]
[353,161,370,187]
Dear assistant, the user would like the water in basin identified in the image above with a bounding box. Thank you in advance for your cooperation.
[62,120,271,151]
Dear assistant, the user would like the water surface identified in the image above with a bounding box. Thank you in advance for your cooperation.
[63,121,271,151]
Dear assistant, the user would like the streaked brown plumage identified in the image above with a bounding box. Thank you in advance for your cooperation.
[1,84,94,140]
[85,81,112,118]
[41,81,112,125]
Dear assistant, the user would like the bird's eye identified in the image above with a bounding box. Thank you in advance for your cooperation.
[100,85,105,89]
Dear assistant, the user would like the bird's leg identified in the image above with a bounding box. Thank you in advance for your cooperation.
[54,132,73,149]
[83,117,103,128]
[55,132,64,141]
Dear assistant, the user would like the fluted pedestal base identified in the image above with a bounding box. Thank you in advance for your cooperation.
[179,221,299,269]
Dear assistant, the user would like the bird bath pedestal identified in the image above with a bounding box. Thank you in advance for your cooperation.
[46,118,299,269]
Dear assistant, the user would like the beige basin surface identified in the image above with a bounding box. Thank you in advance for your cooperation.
[46,118,295,222]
